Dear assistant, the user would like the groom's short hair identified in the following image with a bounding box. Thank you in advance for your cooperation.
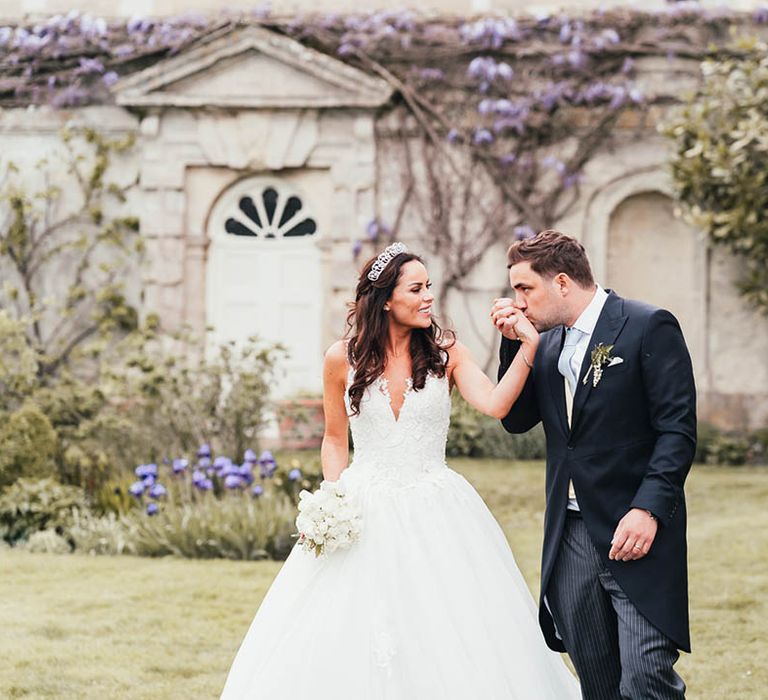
[506,229,595,288]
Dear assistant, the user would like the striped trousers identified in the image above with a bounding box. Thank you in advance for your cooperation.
[546,512,686,700]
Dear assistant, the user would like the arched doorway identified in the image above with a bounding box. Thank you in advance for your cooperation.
[206,173,325,396]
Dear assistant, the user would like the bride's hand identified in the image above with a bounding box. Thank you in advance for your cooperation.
[508,309,539,348]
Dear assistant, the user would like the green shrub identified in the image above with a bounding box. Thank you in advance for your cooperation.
[68,509,134,556]
[0,478,86,544]
[703,434,751,467]
[695,422,766,466]
[19,528,72,554]
[123,492,296,560]
[447,395,546,460]
[0,404,59,489]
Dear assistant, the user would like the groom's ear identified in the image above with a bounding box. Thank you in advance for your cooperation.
[553,272,571,296]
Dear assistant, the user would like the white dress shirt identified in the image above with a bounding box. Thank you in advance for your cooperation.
[563,285,608,510]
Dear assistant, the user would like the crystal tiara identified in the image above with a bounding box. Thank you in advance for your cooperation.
[367,242,408,282]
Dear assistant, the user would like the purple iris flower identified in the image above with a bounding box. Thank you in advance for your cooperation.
[259,451,277,478]
[148,483,167,499]
[129,481,145,497]
[239,464,254,484]
[135,463,158,479]
[197,443,211,458]
[220,462,239,478]
[446,128,461,144]
[192,469,206,484]
[252,485,264,497]
[288,468,302,481]
[196,478,213,491]
[198,457,211,470]
[146,502,159,516]
[244,449,257,463]
[213,456,232,471]
[224,474,243,489]
[142,474,156,487]
[172,458,189,474]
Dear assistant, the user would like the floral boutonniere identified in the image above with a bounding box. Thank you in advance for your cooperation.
[582,343,615,387]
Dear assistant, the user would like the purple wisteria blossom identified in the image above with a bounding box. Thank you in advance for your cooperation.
[467,57,513,92]
[473,128,494,146]
[446,128,461,144]
[75,57,105,75]
[541,155,567,175]
[460,17,521,48]
[417,67,445,81]
[513,225,535,240]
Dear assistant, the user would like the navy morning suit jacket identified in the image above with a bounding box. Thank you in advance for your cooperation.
[499,291,696,652]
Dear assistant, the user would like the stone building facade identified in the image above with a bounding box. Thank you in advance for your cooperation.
[1,15,767,431]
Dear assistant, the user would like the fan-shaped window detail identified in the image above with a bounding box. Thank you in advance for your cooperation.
[224,184,317,239]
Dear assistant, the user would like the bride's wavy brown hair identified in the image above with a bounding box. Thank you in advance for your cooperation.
[345,251,455,416]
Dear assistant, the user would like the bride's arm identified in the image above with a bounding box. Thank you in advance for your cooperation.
[320,340,350,482]
[449,312,539,419]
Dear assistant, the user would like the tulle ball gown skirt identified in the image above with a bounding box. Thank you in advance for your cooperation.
[219,464,580,699]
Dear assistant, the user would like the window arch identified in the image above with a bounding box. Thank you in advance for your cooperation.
[223,182,317,239]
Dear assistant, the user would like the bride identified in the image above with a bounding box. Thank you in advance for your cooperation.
[220,243,580,699]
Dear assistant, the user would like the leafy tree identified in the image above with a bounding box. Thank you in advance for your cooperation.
[663,40,768,313]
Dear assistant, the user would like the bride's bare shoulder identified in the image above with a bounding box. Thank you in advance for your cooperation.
[324,339,350,371]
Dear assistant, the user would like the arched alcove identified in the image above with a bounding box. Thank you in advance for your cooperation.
[606,190,707,379]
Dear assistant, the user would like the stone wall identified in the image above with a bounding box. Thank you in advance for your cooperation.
[1,22,767,430]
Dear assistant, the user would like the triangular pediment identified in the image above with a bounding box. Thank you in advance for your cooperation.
[113,26,393,109]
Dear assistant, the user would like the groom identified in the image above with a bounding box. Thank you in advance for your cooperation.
[491,230,696,699]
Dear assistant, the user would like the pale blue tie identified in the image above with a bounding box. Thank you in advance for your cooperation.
[558,327,583,396]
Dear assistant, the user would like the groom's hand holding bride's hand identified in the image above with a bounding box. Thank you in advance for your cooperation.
[490,298,527,341]
[609,508,658,562]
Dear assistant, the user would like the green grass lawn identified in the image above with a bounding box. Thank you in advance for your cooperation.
[1,461,766,699]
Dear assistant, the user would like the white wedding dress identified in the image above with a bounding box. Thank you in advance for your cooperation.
[220,371,580,699]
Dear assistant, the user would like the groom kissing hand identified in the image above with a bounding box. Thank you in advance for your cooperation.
[492,230,696,700]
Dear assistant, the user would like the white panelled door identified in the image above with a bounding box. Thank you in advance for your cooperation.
[206,174,326,397]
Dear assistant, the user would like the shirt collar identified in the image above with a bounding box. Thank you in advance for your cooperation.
[570,284,608,337]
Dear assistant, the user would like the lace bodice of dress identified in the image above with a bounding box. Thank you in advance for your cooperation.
[344,368,452,484]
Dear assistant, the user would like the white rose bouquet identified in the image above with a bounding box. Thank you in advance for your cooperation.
[295,480,362,557]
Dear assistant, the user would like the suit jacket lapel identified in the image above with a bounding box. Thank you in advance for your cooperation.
[570,292,628,434]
